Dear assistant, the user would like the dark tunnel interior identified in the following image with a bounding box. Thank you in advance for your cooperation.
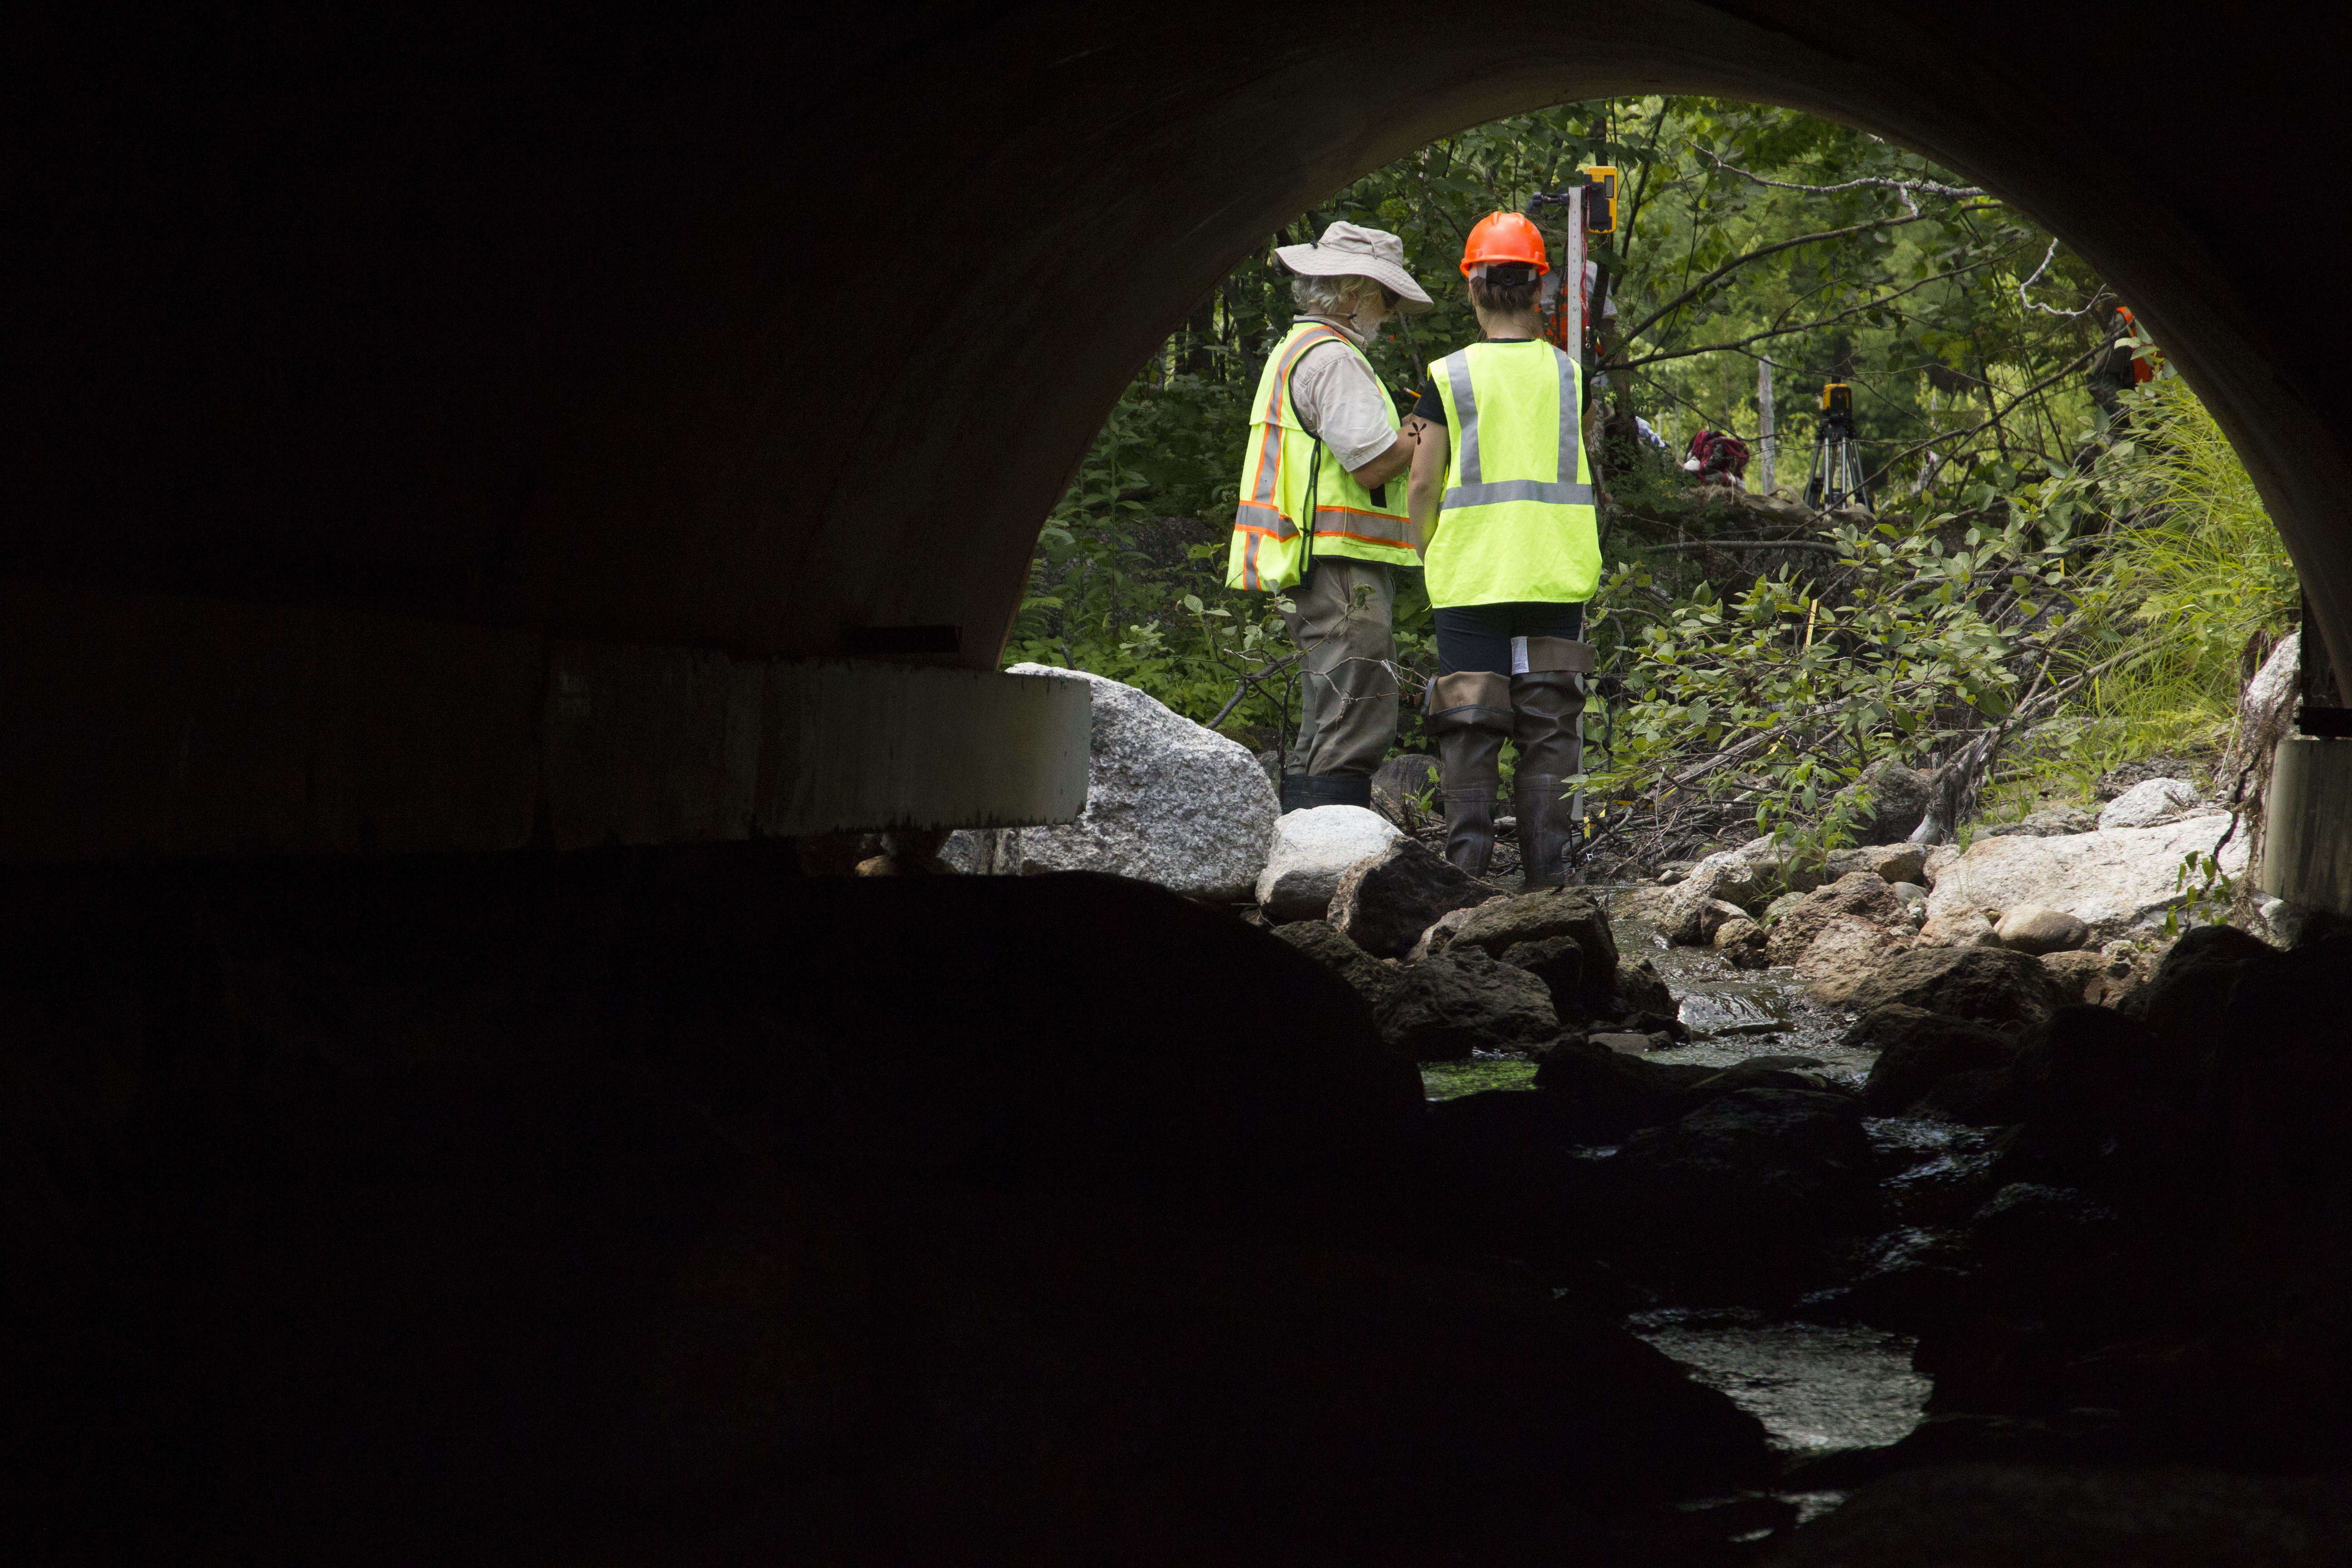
[8,5,2352,1560]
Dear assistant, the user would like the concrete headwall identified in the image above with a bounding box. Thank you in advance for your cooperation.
[0,580,1089,859]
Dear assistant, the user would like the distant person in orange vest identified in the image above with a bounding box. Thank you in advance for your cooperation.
[2088,304,2156,420]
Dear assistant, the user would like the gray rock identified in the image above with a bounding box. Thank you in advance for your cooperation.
[1889,881,1930,906]
[1823,842,1929,884]
[1798,915,1914,1005]
[1843,947,2066,1030]
[1611,956,1675,1019]
[1695,897,1749,943]
[2039,947,2122,1005]
[1655,850,1772,943]
[1273,921,1402,1013]
[1498,936,1585,1023]
[1768,871,1906,967]
[1977,804,2103,839]
[2097,775,2204,830]
[1851,1004,2021,1116]
[1711,914,1768,969]
[1254,805,1401,920]
[1446,887,1620,1013]
[950,666,1277,902]
[1919,908,1999,948]
[1924,816,2250,944]
[1590,1031,1657,1056]
[1832,760,1938,844]
[1376,946,1558,1060]
[2026,803,2101,835]
[1614,1088,1879,1293]
[1405,904,1485,965]
[1995,903,2090,955]
[1606,884,1676,927]
[2096,755,2207,799]
[1761,890,1808,923]
[2219,635,2300,794]
[1328,838,1500,958]
[1368,754,1440,829]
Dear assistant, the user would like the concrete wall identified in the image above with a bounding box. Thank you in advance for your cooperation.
[2263,738,2352,916]
[0,580,1088,859]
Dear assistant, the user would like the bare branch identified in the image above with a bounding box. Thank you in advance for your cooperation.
[1617,207,1991,349]
[1206,651,1301,730]
[1616,259,1991,370]
[1700,149,1987,201]
[1647,538,1849,554]
[2016,236,2110,319]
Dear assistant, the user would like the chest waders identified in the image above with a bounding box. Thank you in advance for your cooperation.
[1421,341,1599,886]
[1424,638,1590,883]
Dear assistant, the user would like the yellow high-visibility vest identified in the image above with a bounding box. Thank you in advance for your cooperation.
[1426,340,1600,607]
[1226,322,1418,591]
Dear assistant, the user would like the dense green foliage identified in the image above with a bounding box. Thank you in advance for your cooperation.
[1006,96,2296,857]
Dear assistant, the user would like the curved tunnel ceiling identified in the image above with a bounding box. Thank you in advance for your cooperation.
[11,5,2342,674]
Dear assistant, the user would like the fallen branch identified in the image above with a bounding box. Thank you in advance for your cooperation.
[1206,651,1301,730]
[1647,538,1849,554]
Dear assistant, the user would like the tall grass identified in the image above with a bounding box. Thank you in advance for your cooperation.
[1991,373,2298,812]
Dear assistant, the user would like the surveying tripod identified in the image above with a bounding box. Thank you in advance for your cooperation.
[1803,382,1872,510]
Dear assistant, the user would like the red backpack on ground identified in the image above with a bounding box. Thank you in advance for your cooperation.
[1684,429,1751,480]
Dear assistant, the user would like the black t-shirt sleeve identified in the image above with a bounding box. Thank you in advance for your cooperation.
[1409,374,1441,423]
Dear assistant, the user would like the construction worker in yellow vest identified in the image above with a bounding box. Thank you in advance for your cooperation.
[1226,221,1433,811]
[1404,212,1602,887]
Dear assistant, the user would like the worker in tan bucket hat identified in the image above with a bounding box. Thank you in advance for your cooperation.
[1227,222,1434,811]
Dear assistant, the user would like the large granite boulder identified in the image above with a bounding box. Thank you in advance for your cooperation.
[1922,816,2250,945]
[1255,804,1401,920]
[1328,838,1499,958]
[943,665,1276,901]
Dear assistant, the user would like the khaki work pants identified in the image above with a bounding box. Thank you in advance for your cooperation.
[1279,557,1398,778]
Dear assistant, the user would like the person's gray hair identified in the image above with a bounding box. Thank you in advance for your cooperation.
[1291,273,1382,317]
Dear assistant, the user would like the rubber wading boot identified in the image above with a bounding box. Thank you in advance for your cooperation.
[1511,659,1590,887]
[1426,670,1515,877]
[1303,773,1374,810]
[1279,773,1310,814]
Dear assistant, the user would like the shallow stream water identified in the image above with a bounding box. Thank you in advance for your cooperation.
[1424,893,1939,1469]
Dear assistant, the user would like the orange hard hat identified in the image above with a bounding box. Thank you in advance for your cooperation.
[1460,211,1549,276]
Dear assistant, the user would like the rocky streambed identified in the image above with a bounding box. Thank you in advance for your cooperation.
[1269,850,2352,1559]
[1427,906,1945,1480]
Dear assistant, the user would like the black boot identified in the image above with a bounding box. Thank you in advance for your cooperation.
[1279,773,1310,814]
[1511,663,1589,887]
[1426,671,1514,877]
[1438,727,1506,874]
[1302,773,1373,810]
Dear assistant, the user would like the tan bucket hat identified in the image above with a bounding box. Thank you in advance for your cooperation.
[1274,220,1435,313]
